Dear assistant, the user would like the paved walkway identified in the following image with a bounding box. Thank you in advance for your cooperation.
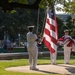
[5,64,75,74]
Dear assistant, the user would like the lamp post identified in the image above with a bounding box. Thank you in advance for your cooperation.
[1,26,6,41]
[18,34,20,47]
[63,21,69,29]
[63,21,67,25]
[72,15,75,25]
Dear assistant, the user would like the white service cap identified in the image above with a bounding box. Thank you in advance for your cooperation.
[64,29,69,32]
[28,26,34,28]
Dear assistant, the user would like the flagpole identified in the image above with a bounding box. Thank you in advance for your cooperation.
[41,6,48,35]
[42,0,56,35]
[36,8,40,33]
[41,0,49,35]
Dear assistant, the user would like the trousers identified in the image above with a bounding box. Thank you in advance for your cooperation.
[27,46,38,69]
[50,51,57,64]
[64,41,71,64]
[64,46,71,64]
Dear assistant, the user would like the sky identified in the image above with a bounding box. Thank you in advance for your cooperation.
[55,4,65,14]
[56,10,65,14]
[55,0,71,14]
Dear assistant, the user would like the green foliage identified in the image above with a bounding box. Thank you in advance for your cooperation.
[0,8,39,40]
[2,0,75,14]
[56,17,64,38]
[40,0,75,14]
[65,15,75,38]
[0,7,46,40]
[62,0,75,14]
[10,10,16,13]
[8,0,65,9]
[0,0,75,40]
[56,14,75,38]
[8,0,28,4]
[0,8,73,40]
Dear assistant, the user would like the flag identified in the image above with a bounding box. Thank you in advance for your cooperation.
[43,7,58,53]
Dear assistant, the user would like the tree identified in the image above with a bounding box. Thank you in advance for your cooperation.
[63,0,75,14]
[0,0,41,12]
[65,16,75,38]
[1,0,75,14]
[0,0,68,12]
[56,17,64,38]
[0,0,74,41]
[56,0,75,14]
[0,8,39,40]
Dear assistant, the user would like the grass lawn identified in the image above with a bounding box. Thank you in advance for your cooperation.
[0,56,75,75]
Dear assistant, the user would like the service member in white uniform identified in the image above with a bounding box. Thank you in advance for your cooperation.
[27,26,38,70]
[50,49,57,65]
[63,30,72,64]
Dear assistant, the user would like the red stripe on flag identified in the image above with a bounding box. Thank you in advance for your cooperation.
[47,19,55,32]
[43,37,55,53]
[44,28,57,44]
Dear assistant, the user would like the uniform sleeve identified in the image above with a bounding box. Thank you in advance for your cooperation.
[26,34,28,41]
[63,35,72,45]
[34,34,38,40]
[69,36,72,39]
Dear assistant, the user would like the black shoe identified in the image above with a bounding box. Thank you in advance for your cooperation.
[51,63,56,65]
[65,63,69,64]
[31,68,39,70]
[66,63,69,64]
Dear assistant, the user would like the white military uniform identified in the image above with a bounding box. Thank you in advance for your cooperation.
[50,49,57,65]
[27,32,38,69]
[64,35,72,64]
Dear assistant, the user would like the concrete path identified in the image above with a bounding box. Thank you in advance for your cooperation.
[5,64,75,74]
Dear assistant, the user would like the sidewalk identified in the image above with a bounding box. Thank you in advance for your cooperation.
[5,64,75,74]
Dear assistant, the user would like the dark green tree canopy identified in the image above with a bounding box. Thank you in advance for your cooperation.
[0,0,75,41]
[0,0,67,12]
[0,0,41,12]
[0,0,75,14]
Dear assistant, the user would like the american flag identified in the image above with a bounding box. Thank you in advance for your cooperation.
[43,8,58,53]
